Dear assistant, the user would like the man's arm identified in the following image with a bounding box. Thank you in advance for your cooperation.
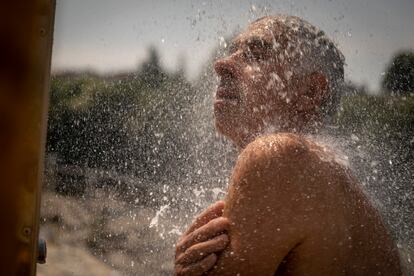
[208,134,319,276]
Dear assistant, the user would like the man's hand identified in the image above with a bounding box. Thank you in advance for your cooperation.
[174,201,230,276]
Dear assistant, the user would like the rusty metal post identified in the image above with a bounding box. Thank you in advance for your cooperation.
[0,1,55,275]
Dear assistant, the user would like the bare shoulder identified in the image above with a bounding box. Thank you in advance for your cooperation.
[240,132,349,169]
[236,133,331,174]
[242,133,309,157]
[232,132,352,195]
[237,133,309,168]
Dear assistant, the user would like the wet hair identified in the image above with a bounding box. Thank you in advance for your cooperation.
[256,15,345,121]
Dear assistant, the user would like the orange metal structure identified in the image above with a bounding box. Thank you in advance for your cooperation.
[0,1,55,275]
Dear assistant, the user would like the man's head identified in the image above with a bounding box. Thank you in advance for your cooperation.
[214,15,345,148]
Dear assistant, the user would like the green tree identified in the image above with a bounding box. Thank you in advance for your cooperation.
[382,51,414,95]
[138,46,165,89]
[46,46,197,185]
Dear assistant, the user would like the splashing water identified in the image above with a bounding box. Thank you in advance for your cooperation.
[40,6,414,276]
[149,204,170,230]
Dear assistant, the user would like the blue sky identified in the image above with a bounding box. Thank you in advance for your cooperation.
[52,0,414,91]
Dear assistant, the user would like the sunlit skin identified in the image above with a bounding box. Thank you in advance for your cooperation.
[175,16,401,276]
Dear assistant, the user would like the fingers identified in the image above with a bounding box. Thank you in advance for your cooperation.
[175,253,217,276]
[174,202,228,276]
[177,217,230,255]
[185,201,225,235]
[176,233,229,265]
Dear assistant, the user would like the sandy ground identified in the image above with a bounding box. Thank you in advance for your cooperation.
[37,190,183,275]
[37,243,121,276]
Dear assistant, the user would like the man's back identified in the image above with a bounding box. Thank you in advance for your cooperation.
[209,133,401,275]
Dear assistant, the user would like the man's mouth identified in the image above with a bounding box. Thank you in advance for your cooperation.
[215,72,241,107]
[215,86,240,102]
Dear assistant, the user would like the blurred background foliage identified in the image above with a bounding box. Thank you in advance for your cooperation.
[47,46,197,183]
[337,50,414,170]
[382,51,414,95]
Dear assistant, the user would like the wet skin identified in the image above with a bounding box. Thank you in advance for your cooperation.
[208,133,400,275]
[175,16,401,276]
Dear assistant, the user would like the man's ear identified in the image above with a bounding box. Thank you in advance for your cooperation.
[296,72,329,112]
[309,72,328,95]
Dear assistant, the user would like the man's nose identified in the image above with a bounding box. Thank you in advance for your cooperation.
[214,55,240,79]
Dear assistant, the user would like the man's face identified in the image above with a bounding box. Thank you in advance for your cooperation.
[214,19,295,145]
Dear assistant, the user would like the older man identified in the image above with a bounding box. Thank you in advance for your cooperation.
[174,15,401,275]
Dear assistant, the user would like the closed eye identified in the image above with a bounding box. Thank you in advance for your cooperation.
[244,37,273,61]
[228,41,239,55]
